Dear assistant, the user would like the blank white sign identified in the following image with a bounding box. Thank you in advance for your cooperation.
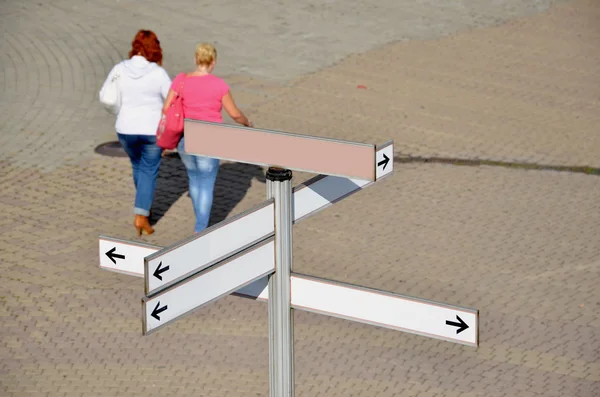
[142,240,275,335]
[290,275,478,346]
[99,236,159,277]
[145,201,274,295]
[101,234,478,345]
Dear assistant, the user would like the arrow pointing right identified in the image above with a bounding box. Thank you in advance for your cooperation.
[152,262,170,281]
[377,153,390,170]
[446,315,469,334]
[151,301,168,321]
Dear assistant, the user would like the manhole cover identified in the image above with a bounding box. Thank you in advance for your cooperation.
[94,141,128,157]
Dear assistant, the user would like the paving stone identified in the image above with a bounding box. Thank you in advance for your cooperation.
[2,0,600,396]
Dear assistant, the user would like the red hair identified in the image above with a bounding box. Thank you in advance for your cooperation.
[129,30,163,65]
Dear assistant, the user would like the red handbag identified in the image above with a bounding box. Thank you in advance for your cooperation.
[156,75,186,150]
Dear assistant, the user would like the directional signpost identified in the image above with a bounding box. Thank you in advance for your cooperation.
[98,120,479,397]
[99,140,394,281]
[99,238,478,346]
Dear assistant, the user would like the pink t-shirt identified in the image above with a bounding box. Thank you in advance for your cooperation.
[171,73,230,123]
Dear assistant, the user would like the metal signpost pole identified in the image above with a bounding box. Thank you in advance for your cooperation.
[266,174,275,396]
[266,167,294,397]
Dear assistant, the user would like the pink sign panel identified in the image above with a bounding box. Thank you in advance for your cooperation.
[183,120,376,181]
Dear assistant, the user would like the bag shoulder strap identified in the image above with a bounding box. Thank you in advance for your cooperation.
[173,72,187,96]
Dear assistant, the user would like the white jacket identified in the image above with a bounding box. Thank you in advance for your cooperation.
[100,56,171,135]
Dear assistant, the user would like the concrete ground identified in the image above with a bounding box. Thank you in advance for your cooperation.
[1,0,599,396]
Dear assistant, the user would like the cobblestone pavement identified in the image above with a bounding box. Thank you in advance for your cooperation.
[0,0,569,172]
[1,0,599,396]
[250,0,600,167]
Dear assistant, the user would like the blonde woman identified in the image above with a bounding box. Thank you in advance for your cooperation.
[162,43,252,233]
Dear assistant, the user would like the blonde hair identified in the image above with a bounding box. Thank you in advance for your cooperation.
[195,43,217,66]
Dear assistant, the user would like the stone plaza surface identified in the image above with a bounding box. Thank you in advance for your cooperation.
[1,0,599,396]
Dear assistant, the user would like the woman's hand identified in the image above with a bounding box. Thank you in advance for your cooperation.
[223,92,253,127]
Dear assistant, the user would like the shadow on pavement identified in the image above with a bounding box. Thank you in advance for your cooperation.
[150,152,266,227]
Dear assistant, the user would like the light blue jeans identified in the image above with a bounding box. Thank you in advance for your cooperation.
[117,133,162,216]
[177,136,220,233]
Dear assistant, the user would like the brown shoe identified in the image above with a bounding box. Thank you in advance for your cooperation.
[134,215,154,236]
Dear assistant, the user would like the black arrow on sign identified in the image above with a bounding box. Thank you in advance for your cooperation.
[446,315,469,334]
[153,261,170,281]
[105,247,125,265]
[151,301,168,321]
[378,153,390,170]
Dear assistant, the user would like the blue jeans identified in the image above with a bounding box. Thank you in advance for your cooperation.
[117,133,162,216]
[177,137,220,233]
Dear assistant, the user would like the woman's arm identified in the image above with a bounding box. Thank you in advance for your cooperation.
[222,92,253,127]
[162,73,184,114]
[162,89,176,114]
[160,69,172,101]
[99,64,119,100]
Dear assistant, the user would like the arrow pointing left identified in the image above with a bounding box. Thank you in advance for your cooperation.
[153,262,170,280]
[151,301,168,321]
[105,247,125,264]
[99,236,161,277]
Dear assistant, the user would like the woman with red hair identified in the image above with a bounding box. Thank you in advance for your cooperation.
[100,30,172,236]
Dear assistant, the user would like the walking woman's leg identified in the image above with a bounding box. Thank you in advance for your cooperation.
[177,137,220,233]
[128,135,161,236]
[190,156,220,232]
[117,133,142,201]
[177,137,199,226]
[136,135,162,216]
